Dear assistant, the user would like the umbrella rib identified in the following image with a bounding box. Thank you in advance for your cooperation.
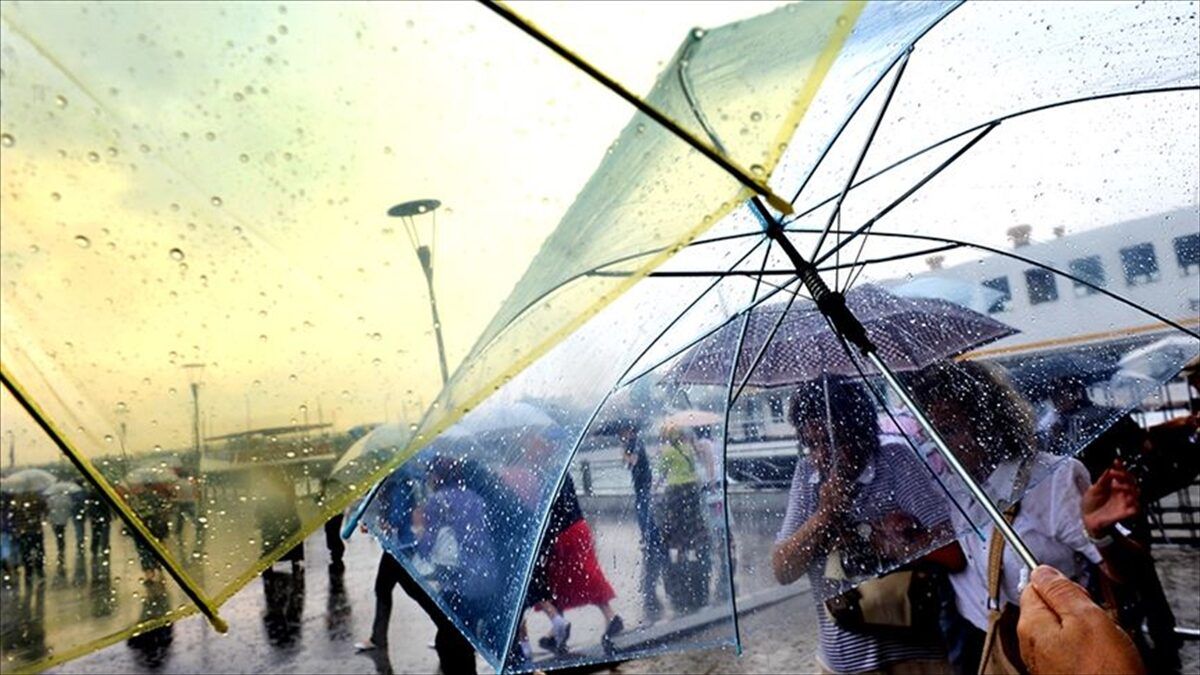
[622,276,810,391]
[730,278,811,405]
[713,237,776,653]
[809,48,913,263]
[497,236,770,663]
[800,227,1200,340]
[815,121,1000,267]
[786,85,1199,231]
[787,2,965,206]
[496,78,1179,336]
[478,0,797,214]
[0,365,228,633]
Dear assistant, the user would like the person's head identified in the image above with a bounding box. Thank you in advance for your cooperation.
[788,376,877,480]
[909,360,1035,475]
[427,455,465,491]
[1048,373,1089,412]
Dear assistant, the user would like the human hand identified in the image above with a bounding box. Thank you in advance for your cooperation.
[871,511,924,560]
[816,478,854,524]
[1082,460,1139,537]
[1017,565,1144,674]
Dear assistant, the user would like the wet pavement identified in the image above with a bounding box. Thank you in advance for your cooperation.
[48,518,1199,675]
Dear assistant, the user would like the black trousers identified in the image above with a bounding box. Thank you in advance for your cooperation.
[371,551,476,674]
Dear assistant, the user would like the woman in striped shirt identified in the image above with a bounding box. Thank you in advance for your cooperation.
[772,377,965,674]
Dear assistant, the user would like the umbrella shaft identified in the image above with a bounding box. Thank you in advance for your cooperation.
[867,351,1038,570]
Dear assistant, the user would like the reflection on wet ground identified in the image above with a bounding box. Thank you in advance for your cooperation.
[48,512,1200,675]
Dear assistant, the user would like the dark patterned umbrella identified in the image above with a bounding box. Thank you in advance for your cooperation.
[667,284,1016,387]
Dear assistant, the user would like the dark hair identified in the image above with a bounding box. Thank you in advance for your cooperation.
[907,360,1034,464]
[788,376,880,473]
[788,376,878,435]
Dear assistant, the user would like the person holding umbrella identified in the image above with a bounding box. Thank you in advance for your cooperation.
[772,376,964,675]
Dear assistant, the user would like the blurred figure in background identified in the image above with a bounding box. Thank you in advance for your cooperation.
[1040,372,1180,671]
[615,420,666,620]
[655,422,713,615]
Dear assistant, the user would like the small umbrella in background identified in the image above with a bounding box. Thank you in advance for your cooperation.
[891,275,1005,315]
[1,468,58,494]
[41,481,82,498]
[1115,336,1200,383]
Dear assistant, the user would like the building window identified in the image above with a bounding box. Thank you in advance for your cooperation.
[1025,268,1058,305]
[1120,243,1160,286]
[768,395,786,423]
[982,276,1011,313]
[1175,233,1199,276]
[1069,255,1106,296]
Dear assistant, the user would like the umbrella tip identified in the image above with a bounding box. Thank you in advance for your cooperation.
[209,615,230,634]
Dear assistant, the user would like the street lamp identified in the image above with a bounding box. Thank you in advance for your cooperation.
[387,198,449,385]
[182,363,205,460]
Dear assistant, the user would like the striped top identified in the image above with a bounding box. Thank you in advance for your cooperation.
[776,439,950,673]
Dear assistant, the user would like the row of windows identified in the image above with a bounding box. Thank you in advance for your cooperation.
[984,233,1199,312]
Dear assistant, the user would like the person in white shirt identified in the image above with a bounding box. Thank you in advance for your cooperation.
[908,360,1144,674]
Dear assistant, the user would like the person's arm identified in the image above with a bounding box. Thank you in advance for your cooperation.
[1079,461,1144,583]
[1017,565,1144,674]
[771,478,851,585]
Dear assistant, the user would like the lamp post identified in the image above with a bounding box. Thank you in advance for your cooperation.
[387,198,449,386]
[182,363,207,549]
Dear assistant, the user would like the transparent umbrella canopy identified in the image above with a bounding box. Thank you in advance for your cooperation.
[0,0,875,671]
[359,1,1197,672]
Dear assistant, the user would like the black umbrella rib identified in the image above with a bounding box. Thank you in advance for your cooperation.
[730,265,813,406]
[714,238,777,651]
[621,276,813,390]
[497,236,771,660]
[788,2,965,206]
[795,227,1200,339]
[816,121,1000,268]
[787,85,1199,229]
[811,49,913,263]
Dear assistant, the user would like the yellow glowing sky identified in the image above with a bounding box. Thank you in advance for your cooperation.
[0,1,791,464]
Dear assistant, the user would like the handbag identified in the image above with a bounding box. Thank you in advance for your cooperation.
[824,566,942,639]
[978,506,1027,675]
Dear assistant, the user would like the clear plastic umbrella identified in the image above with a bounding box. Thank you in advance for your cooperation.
[362,1,1197,672]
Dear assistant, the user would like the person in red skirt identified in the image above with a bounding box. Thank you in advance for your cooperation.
[507,426,624,658]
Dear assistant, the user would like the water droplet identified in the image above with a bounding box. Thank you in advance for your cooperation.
[288,373,297,382]
[106,146,118,157]
[103,434,114,443]
[750,111,763,122]
[233,92,245,102]
[210,196,223,207]
[55,95,68,108]
[750,164,765,177]
[74,235,91,248]
[836,15,849,27]
[370,332,382,341]
[169,248,185,261]
[259,334,268,342]
[87,151,100,162]
[692,28,706,39]
[50,192,61,201]
[238,153,249,163]
[0,133,13,148]
[204,131,216,141]
[277,25,288,35]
